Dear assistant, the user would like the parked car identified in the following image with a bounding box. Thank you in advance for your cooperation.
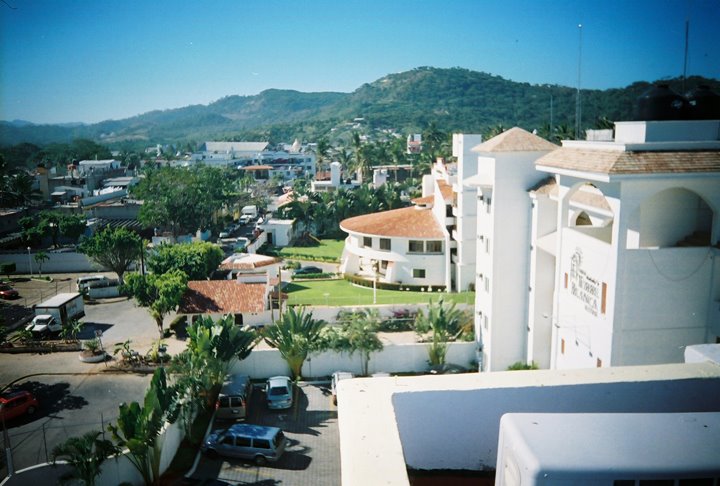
[331,371,354,405]
[77,274,109,292]
[26,314,62,337]
[0,391,39,421]
[0,284,19,299]
[265,376,293,410]
[292,266,323,277]
[218,231,231,239]
[202,423,288,465]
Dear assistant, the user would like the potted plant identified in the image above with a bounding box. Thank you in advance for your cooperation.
[79,337,107,363]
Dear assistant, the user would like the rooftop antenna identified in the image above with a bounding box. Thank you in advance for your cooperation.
[575,23,583,140]
[682,19,689,92]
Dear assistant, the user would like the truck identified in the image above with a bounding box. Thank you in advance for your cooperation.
[32,292,85,328]
[240,205,259,224]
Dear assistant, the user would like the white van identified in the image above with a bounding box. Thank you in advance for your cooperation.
[215,374,252,421]
[77,275,109,292]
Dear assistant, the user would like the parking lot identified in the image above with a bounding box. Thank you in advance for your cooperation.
[192,381,340,486]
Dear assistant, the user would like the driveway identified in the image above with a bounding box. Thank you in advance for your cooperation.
[0,373,151,477]
[192,382,340,486]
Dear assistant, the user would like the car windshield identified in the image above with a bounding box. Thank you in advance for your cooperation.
[273,431,285,447]
[269,386,288,396]
[35,317,51,324]
[0,285,12,290]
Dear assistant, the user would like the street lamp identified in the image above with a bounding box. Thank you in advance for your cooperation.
[27,247,32,277]
[372,261,378,305]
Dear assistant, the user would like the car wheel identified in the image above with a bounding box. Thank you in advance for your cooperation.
[255,455,267,466]
[26,406,36,416]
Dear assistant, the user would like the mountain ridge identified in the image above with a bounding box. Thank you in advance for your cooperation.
[1,67,718,147]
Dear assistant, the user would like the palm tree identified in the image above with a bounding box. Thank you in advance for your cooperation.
[328,309,383,376]
[34,251,49,277]
[262,307,326,380]
[315,138,331,173]
[414,299,473,368]
[52,430,119,486]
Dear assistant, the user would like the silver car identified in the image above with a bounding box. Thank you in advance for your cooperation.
[265,376,293,410]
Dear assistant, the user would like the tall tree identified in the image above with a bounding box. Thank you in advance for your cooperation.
[262,307,326,380]
[147,241,224,280]
[132,165,231,237]
[78,226,142,284]
[325,309,383,376]
[122,270,188,338]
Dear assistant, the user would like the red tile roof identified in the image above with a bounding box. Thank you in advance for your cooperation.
[410,194,434,205]
[437,179,454,200]
[178,281,267,314]
[340,206,445,238]
[219,254,281,271]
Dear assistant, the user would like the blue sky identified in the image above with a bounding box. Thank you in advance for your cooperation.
[1,0,718,124]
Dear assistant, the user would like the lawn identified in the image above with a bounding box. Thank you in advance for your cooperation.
[278,239,345,262]
[284,279,475,307]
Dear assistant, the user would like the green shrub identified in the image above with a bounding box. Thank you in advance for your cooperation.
[507,361,539,371]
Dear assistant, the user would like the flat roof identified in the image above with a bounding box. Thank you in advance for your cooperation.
[499,412,720,477]
[338,362,720,486]
[36,292,82,307]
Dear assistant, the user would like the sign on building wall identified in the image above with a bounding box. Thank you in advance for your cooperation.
[567,248,606,317]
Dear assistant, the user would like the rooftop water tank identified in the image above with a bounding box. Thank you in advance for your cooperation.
[635,84,687,121]
[685,85,720,120]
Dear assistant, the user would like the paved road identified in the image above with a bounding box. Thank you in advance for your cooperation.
[1,373,151,476]
[193,382,340,486]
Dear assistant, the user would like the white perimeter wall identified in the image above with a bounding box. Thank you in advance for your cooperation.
[232,341,477,379]
[0,250,108,273]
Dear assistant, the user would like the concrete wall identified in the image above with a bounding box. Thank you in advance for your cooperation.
[0,250,107,274]
[232,341,477,379]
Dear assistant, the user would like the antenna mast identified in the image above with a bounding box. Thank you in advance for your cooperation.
[575,23,583,140]
[682,19,689,92]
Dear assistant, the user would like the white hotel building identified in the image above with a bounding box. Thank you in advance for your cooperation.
[531,119,720,370]
[472,119,720,371]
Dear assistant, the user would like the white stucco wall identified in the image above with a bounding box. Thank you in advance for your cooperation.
[339,362,720,486]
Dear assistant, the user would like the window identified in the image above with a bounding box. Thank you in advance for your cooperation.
[222,436,234,446]
[601,282,608,314]
[561,338,565,354]
[413,269,426,278]
[254,439,271,449]
[484,276,490,292]
[379,238,391,251]
[363,236,372,248]
[408,240,424,253]
[235,436,251,447]
[380,260,388,270]
[426,241,442,253]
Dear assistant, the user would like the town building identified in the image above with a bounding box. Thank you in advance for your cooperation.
[191,141,316,181]
[338,135,482,292]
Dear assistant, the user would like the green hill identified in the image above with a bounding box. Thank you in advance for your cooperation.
[1,67,718,147]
